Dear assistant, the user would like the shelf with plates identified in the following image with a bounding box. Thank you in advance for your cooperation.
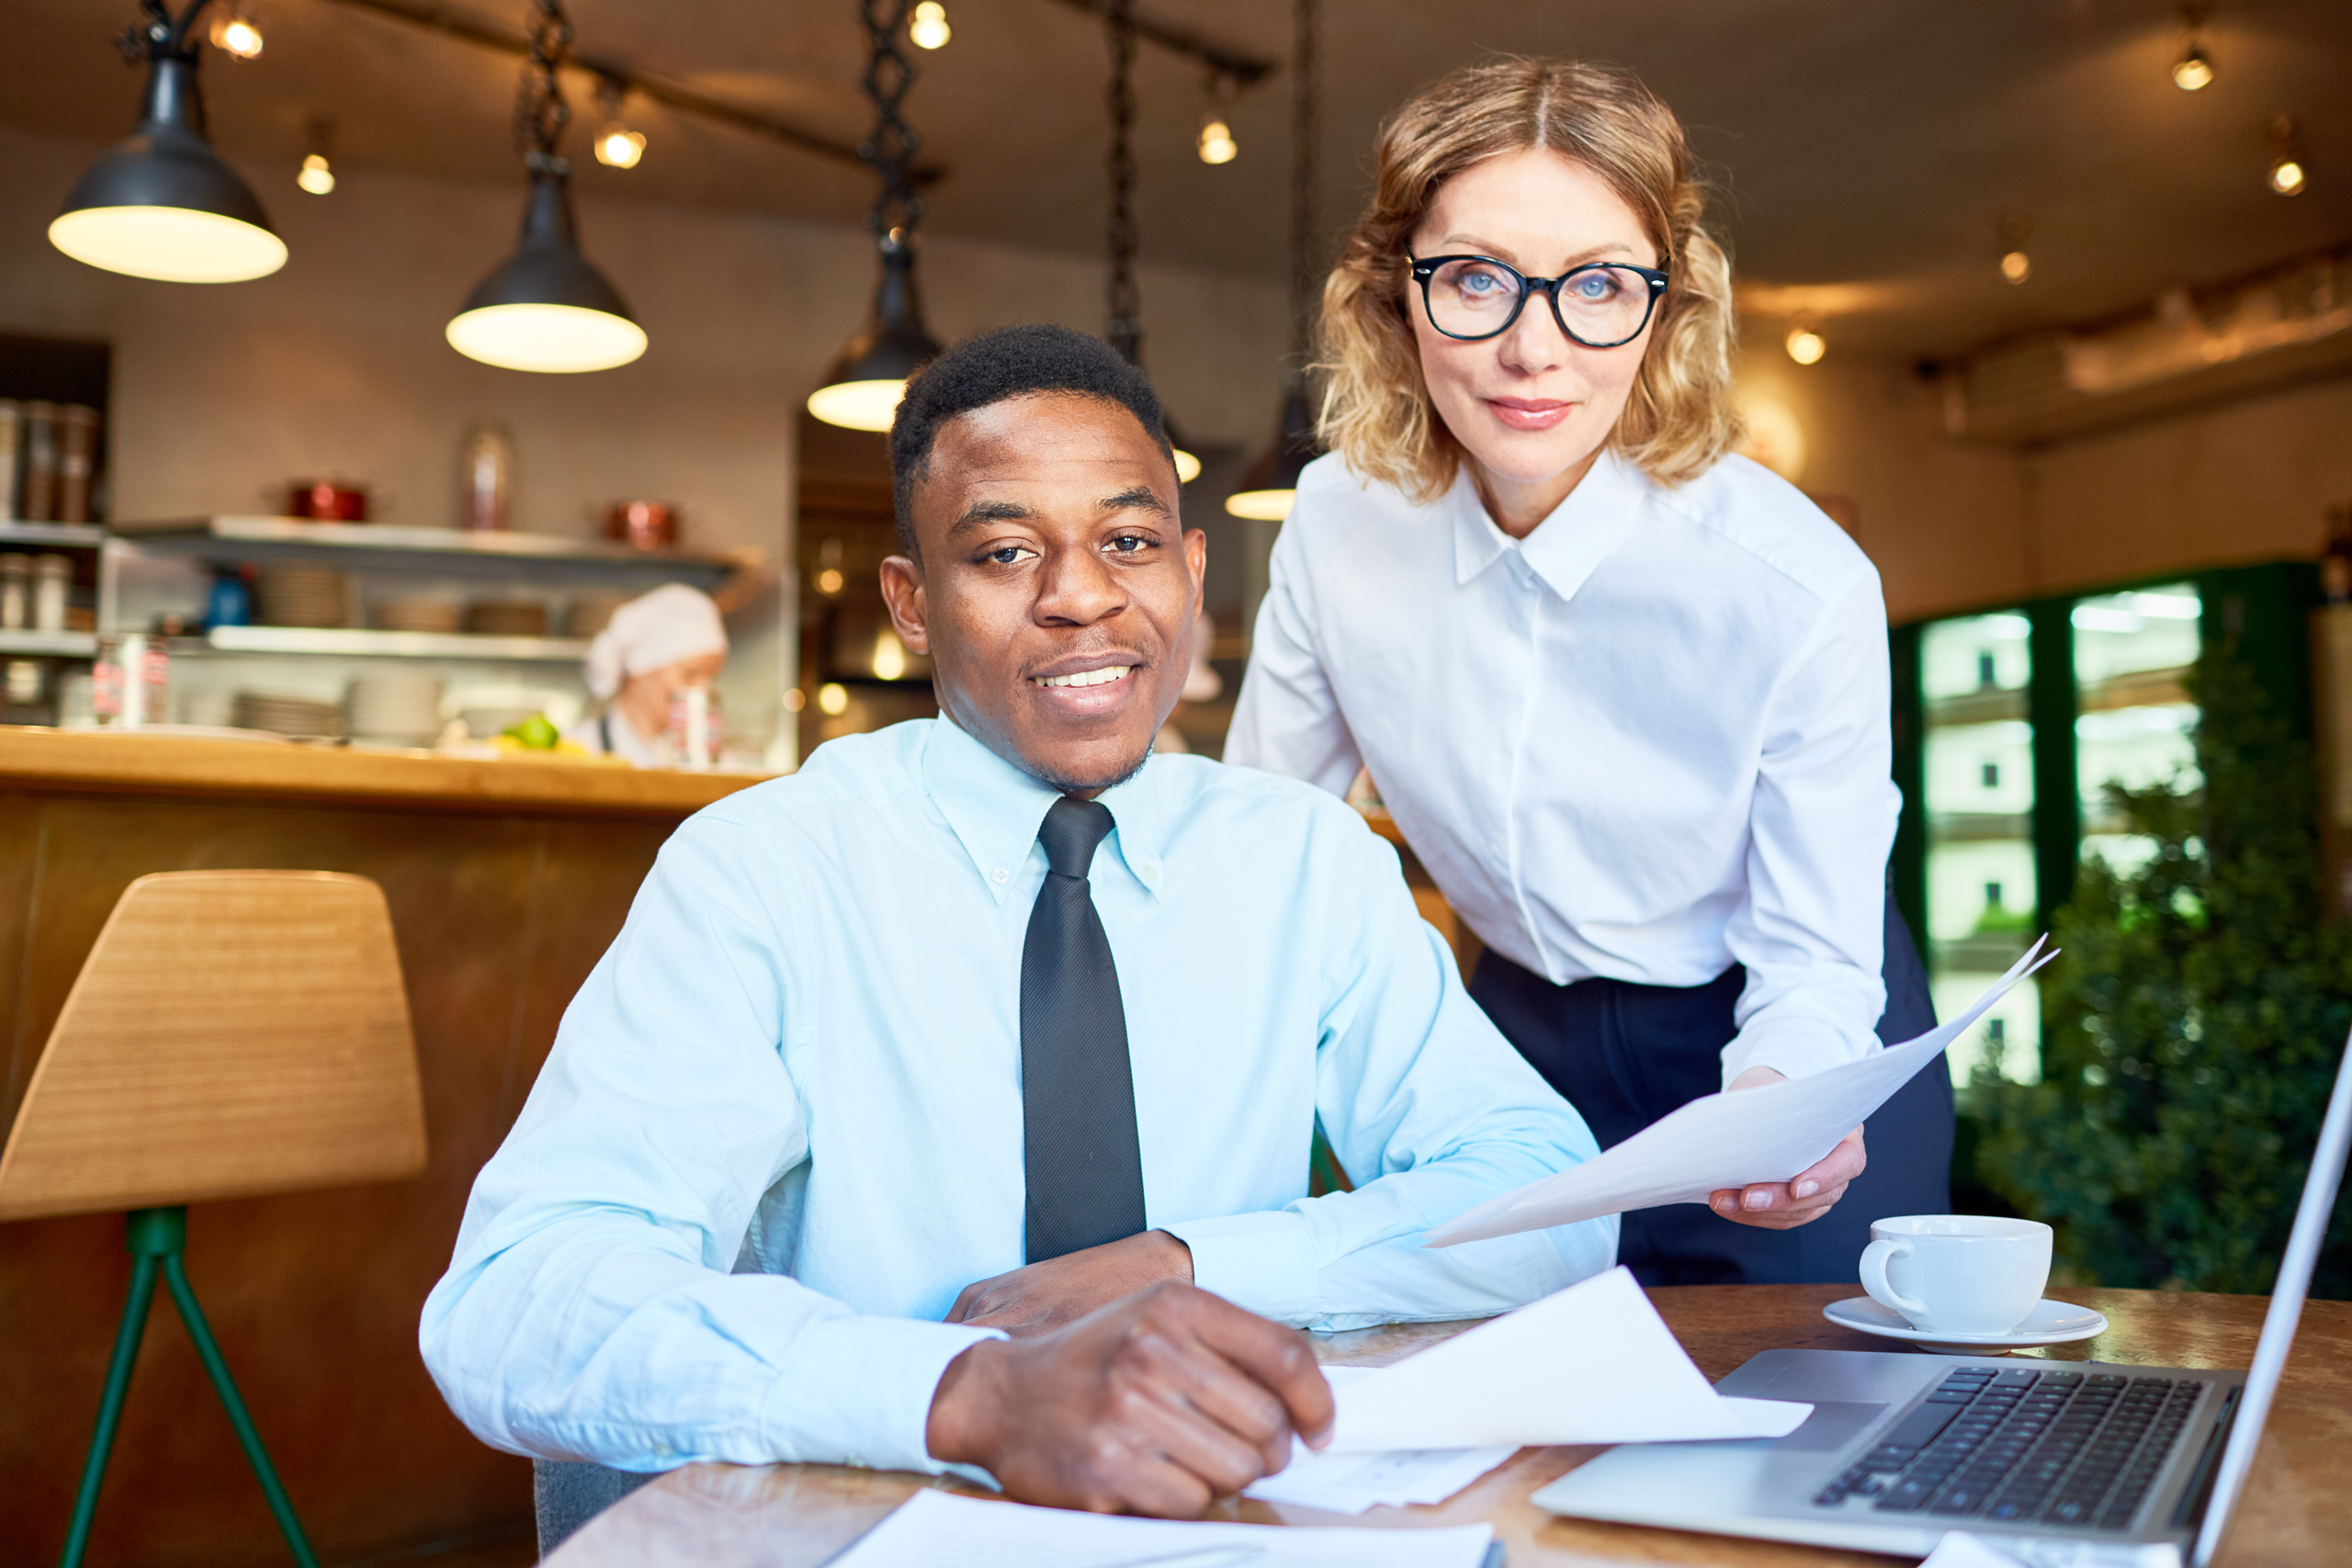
[187,626,593,663]
[110,515,742,590]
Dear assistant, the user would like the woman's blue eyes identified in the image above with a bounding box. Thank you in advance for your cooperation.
[1570,272,1620,300]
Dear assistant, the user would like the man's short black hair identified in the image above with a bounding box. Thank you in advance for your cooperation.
[888,323,1173,555]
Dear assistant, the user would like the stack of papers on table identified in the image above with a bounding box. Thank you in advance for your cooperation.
[828,1488,1495,1566]
[1428,941,2059,1246]
[1319,1267,1810,1452]
[1244,1370,1515,1513]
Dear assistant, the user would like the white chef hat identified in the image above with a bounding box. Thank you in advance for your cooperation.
[586,583,729,700]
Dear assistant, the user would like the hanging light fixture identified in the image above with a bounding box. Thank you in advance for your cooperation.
[809,1,942,432]
[1226,0,1322,522]
[49,0,286,283]
[1197,73,1239,164]
[592,75,646,169]
[296,114,334,195]
[1783,321,1826,366]
[1102,0,1201,482]
[2171,3,2215,91]
[2267,115,2308,197]
[447,0,645,374]
[1996,216,2031,285]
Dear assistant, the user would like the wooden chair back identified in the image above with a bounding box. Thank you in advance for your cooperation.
[0,871,427,1222]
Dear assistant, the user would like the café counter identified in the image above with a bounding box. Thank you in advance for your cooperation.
[0,727,764,1567]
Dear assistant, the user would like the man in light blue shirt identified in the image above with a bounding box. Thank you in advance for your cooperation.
[420,325,1613,1527]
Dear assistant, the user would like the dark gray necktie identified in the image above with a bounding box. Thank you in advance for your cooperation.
[1020,795,1147,1263]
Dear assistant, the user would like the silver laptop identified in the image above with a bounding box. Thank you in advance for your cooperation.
[1531,1031,2352,1566]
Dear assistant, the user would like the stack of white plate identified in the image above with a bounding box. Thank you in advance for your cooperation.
[345,671,444,747]
[232,691,344,739]
[375,597,461,634]
[567,592,628,638]
[255,564,353,628]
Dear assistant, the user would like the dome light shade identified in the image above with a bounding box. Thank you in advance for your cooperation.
[809,234,939,431]
[1224,383,1317,521]
[447,164,645,372]
[51,57,284,283]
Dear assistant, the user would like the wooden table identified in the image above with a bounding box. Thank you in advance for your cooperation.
[548,1284,2352,1568]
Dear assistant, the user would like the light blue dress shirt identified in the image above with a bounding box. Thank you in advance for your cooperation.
[420,716,1614,1477]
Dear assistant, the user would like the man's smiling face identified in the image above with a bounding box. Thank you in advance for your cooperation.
[879,390,1204,795]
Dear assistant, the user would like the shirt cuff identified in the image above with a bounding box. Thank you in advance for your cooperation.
[758,1314,1005,1475]
[1720,1016,1877,1089]
[1162,1210,1318,1325]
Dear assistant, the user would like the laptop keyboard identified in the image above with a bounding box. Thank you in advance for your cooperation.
[1812,1366,2205,1529]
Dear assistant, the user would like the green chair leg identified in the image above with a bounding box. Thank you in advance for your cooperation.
[59,1243,160,1568]
[58,1208,319,1568]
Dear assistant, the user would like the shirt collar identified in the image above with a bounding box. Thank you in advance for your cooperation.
[1449,446,1652,603]
[920,716,1170,905]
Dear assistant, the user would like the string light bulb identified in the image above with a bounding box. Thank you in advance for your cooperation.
[592,78,644,169]
[1784,323,1826,366]
[1197,72,1239,164]
[209,7,265,60]
[1996,216,2032,286]
[2267,115,2307,196]
[909,1,951,50]
[297,115,334,196]
[2172,42,2213,91]
[1197,114,1238,164]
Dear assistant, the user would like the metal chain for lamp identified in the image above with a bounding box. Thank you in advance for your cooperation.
[516,0,573,172]
[1104,0,1143,363]
[857,0,925,247]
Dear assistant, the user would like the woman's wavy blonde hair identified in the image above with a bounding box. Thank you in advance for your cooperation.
[1318,57,1741,500]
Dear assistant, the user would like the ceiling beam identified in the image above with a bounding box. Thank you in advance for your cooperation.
[1038,0,1277,85]
[313,0,948,185]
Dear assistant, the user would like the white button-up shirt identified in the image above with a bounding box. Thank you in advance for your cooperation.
[420,716,1612,1477]
[1227,450,1896,1088]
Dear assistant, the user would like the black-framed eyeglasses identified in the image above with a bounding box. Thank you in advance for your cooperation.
[1408,254,1669,348]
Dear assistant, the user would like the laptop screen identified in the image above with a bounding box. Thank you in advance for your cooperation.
[2190,1029,2352,1567]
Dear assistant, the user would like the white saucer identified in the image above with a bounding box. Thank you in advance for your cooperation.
[1823,1296,2108,1352]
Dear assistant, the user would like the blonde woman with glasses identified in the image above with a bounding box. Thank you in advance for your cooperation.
[1227,58,1948,1286]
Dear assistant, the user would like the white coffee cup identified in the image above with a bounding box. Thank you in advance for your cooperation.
[1859,1214,2052,1336]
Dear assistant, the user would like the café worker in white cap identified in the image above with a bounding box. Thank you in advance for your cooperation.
[567,583,729,766]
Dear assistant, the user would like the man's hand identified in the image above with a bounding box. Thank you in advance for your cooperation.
[925,1280,1334,1517]
[1709,1066,1867,1230]
[945,1230,1193,1338]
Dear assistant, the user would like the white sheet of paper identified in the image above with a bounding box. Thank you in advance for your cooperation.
[1324,1267,1811,1451]
[1918,1528,2185,1568]
[827,1487,1495,1568]
[1245,1368,1515,1514]
[1428,941,2058,1247]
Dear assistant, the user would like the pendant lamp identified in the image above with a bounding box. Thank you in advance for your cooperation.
[1225,0,1322,522]
[1100,0,1201,483]
[809,1,942,431]
[50,0,286,284]
[446,0,645,374]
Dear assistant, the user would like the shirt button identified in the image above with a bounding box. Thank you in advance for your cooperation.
[1140,862,1160,882]
[990,867,1009,886]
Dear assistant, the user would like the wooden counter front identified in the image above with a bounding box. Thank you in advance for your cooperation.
[0,728,764,1566]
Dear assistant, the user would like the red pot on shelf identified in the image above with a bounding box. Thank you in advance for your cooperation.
[605,501,679,551]
[288,480,370,522]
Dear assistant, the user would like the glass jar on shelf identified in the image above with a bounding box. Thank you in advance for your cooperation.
[92,633,170,728]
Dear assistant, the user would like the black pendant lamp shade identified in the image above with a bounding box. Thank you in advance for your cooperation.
[1224,381,1317,520]
[446,159,646,373]
[807,230,940,431]
[50,28,286,284]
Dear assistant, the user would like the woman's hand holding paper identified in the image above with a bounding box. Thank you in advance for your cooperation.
[1710,1067,1868,1229]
